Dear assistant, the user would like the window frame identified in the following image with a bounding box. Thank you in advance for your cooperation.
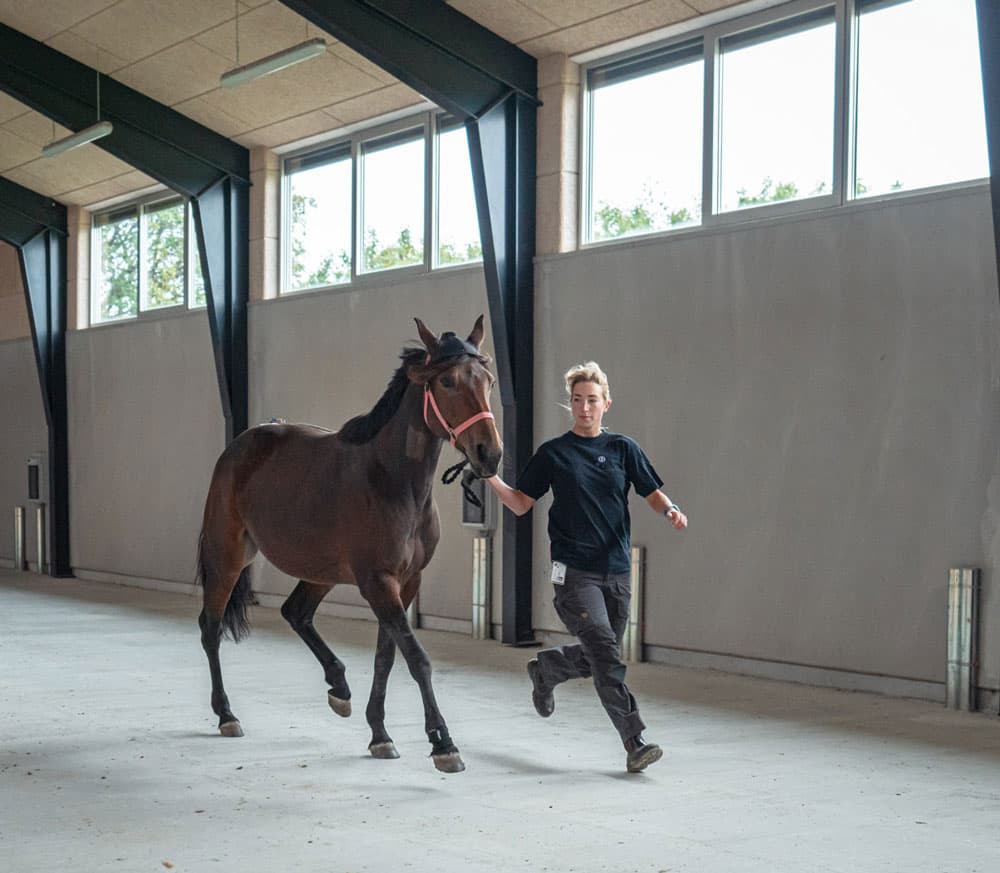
[580,0,988,249]
[279,109,482,297]
[90,191,205,326]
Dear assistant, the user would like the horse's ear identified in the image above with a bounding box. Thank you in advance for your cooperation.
[414,317,438,355]
[467,314,485,350]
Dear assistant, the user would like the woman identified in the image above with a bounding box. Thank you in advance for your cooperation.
[487,362,687,773]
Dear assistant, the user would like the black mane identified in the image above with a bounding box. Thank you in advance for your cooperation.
[337,347,426,444]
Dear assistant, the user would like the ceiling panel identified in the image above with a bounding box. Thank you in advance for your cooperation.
[0,0,119,42]
[120,39,233,106]
[519,0,697,56]
[44,29,130,74]
[447,0,557,45]
[68,0,233,64]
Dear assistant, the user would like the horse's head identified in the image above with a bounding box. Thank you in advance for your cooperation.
[409,315,503,478]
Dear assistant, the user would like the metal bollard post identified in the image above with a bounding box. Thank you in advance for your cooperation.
[946,567,980,711]
[34,503,45,574]
[622,545,645,663]
[13,506,25,570]
[471,534,492,640]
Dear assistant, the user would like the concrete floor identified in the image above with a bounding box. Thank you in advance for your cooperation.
[1,570,999,873]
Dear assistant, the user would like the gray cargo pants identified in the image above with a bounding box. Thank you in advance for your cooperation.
[535,565,645,742]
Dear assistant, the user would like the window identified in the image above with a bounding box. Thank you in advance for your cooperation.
[587,41,704,242]
[94,206,139,322]
[360,128,425,274]
[717,9,837,213]
[91,196,205,324]
[853,0,988,198]
[583,0,988,244]
[281,111,481,294]
[286,145,352,291]
[436,116,483,266]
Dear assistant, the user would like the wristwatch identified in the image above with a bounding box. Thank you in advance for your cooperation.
[664,504,681,517]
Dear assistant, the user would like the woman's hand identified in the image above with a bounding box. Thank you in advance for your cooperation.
[665,507,687,530]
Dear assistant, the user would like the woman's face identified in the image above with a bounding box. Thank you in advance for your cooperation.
[570,380,610,435]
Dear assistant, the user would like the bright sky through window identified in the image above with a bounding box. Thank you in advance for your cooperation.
[590,58,704,239]
[855,0,988,197]
[718,15,836,212]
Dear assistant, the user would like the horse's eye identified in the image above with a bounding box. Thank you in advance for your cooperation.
[439,375,455,389]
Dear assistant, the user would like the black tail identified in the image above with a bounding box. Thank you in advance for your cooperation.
[196,529,253,643]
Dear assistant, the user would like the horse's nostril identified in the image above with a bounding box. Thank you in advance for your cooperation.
[476,443,488,463]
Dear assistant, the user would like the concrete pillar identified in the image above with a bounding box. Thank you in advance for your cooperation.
[249,147,280,301]
[535,54,580,256]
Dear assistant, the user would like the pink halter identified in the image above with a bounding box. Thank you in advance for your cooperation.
[422,357,495,446]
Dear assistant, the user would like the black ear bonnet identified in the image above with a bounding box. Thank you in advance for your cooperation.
[428,331,480,364]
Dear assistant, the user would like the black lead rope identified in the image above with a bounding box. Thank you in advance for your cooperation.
[441,458,483,508]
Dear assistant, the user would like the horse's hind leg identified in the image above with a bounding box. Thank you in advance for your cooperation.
[366,572,464,773]
[280,581,352,717]
[199,522,255,738]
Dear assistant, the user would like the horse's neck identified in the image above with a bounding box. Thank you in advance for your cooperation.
[373,384,443,496]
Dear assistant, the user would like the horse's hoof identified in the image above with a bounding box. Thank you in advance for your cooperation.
[432,752,465,773]
[369,742,400,759]
[219,720,244,737]
[327,691,351,718]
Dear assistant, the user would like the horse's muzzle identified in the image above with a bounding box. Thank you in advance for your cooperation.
[468,440,502,479]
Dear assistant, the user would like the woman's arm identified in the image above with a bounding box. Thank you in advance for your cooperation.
[486,475,536,517]
[645,489,688,530]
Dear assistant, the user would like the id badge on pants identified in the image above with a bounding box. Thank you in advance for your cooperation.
[551,561,567,585]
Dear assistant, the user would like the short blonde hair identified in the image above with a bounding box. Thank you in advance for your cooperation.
[564,361,611,404]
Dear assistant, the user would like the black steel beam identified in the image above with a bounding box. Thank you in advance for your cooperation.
[0,23,250,444]
[279,0,536,118]
[192,177,250,442]
[0,23,247,197]
[468,95,537,645]
[279,0,539,644]
[978,0,1000,311]
[0,178,70,576]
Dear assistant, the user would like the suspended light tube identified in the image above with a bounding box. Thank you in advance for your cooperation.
[41,121,114,158]
[220,38,327,88]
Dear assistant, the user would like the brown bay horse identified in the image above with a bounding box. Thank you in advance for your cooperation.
[196,316,502,773]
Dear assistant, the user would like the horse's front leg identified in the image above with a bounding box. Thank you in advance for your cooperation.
[365,623,399,758]
[367,572,464,773]
[365,574,420,759]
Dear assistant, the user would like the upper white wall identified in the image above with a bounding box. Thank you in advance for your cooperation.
[532,186,1000,693]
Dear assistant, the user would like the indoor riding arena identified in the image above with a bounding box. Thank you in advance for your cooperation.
[2,1,1000,871]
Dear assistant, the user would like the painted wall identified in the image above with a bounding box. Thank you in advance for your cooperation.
[67,312,226,583]
[0,337,47,565]
[0,243,30,342]
[531,186,1000,700]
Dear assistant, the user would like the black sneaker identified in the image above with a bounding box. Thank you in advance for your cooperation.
[625,735,662,772]
[526,659,554,718]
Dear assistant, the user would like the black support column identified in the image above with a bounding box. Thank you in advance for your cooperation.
[279,0,539,644]
[977,0,1000,308]
[0,178,70,576]
[0,23,251,443]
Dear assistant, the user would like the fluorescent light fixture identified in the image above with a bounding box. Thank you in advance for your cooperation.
[220,38,327,88]
[41,121,114,158]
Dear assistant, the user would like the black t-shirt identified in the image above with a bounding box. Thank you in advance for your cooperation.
[516,430,663,574]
